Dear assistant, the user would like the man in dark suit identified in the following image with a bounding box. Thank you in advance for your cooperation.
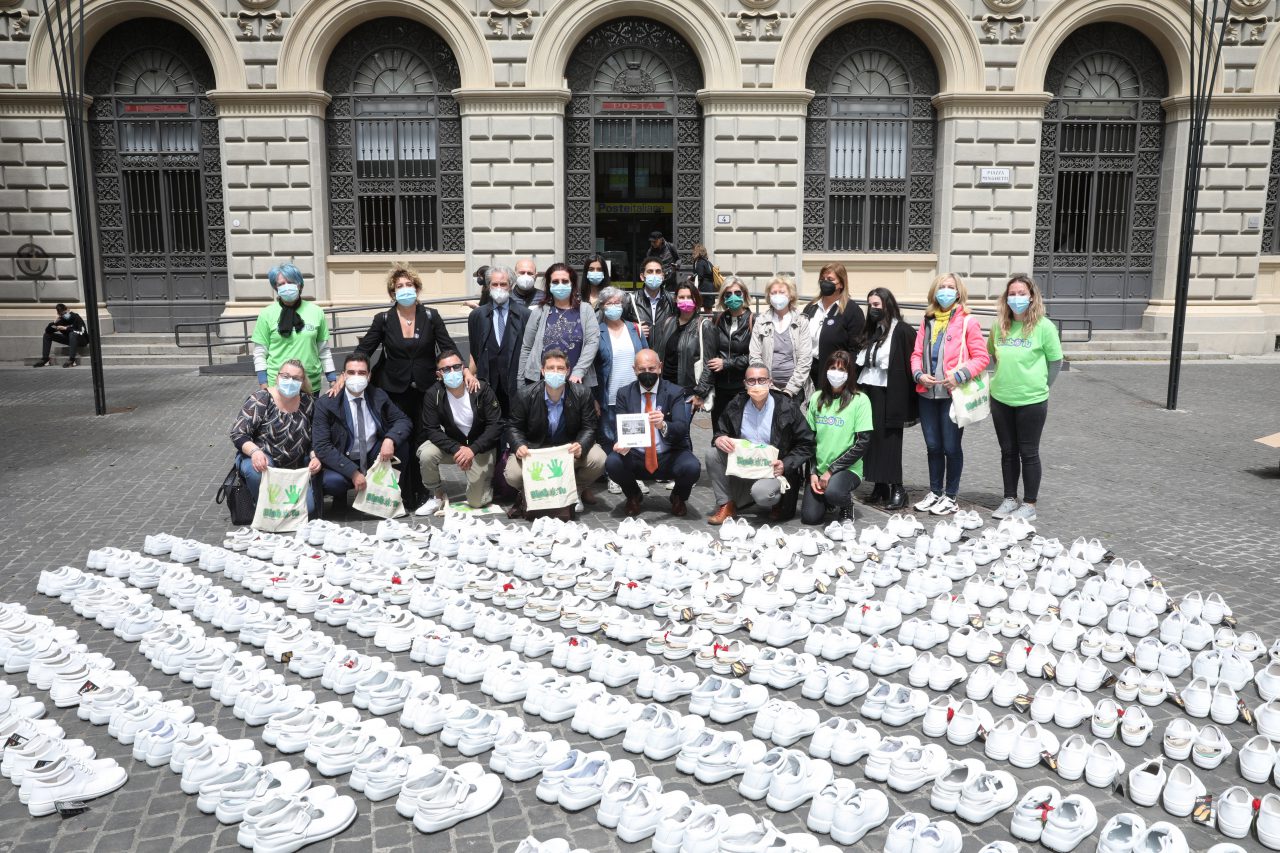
[312,352,413,507]
[604,349,700,518]
[415,349,504,516]
[623,257,675,340]
[467,265,529,417]
[504,349,606,518]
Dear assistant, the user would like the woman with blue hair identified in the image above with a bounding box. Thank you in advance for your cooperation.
[251,263,336,392]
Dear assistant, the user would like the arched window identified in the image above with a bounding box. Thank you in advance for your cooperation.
[1036,24,1167,329]
[324,19,463,254]
[805,22,938,253]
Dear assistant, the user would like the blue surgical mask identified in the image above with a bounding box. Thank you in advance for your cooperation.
[62,312,72,320]
[543,372,567,390]
[587,271,605,285]
[644,275,663,291]
[442,369,464,390]
[1007,294,1031,314]
[549,282,573,302]
[395,287,417,307]
[603,304,624,322]
[276,284,299,302]
[935,288,958,310]
[277,377,302,398]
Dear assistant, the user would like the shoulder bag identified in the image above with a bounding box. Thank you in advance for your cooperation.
[948,315,991,428]
[215,459,255,526]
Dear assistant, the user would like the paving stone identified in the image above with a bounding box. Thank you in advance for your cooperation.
[0,362,1276,852]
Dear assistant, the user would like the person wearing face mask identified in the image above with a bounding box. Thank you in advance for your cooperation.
[643,230,680,292]
[230,358,322,514]
[801,350,873,525]
[513,257,540,307]
[706,363,815,525]
[251,264,336,393]
[855,287,918,511]
[802,263,865,388]
[344,265,470,509]
[622,259,676,339]
[467,265,530,419]
[415,350,504,516]
[605,349,700,517]
[504,349,607,518]
[580,254,610,305]
[34,303,89,368]
[749,275,812,398]
[312,352,413,511]
[910,274,991,516]
[651,279,716,407]
[689,244,717,311]
[987,274,1062,523]
[702,278,755,431]
[518,262,600,392]
[593,286,649,470]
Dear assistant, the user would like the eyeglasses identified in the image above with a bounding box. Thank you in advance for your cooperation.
[724,291,743,298]
[744,377,771,387]
[439,364,463,373]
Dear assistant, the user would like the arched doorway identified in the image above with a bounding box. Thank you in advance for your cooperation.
[86,20,227,333]
[803,21,939,255]
[1035,23,1168,330]
[564,19,704,286]
[324,18,464,256]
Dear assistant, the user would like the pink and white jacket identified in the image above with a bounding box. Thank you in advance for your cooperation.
[910,308,990,395]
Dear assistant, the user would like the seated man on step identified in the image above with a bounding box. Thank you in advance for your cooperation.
[415,349,504,516]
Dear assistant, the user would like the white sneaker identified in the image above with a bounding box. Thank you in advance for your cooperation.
[415,496,442,518]
[914,493,941,512]
[990,498,1019,519]
[1040,794,1098,852]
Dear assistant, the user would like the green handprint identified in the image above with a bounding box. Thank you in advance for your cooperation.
[528,462,545,481]
[284,485,304,505]
[267,484,282,504]
[370,465,399,489]
[547,459,564,479]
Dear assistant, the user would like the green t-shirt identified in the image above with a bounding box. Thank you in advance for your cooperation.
[251,300,330,390]
[806,391,874,476]
[987,319,1063,406]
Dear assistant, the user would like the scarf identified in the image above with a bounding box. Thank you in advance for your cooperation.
[929,308,955,347]
[277,299,305,337]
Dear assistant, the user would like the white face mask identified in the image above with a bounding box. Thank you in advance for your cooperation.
[345,375,369,395]
[826,370,848,389]
[490,286,511,305]
[769,293,790,312]
[516,274,535,291]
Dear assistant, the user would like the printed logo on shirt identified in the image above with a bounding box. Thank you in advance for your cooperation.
[999,337,1034,349]
[814,414,846,427]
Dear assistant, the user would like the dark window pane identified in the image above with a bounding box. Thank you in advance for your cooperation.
[828,195,864,252]
[123,170,164,254]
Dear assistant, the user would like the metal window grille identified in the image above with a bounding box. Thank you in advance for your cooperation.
[324,19,463,255]
[1263,111,1280,254]
[804,25,937,254]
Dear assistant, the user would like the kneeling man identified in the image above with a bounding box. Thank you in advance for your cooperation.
[415,349,504,516]
[605,349,700,517]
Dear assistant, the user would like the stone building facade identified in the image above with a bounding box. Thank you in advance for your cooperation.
[1,0,1280,352]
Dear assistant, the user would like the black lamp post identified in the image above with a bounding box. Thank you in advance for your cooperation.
[1166,0,1231,410]
[37,0,107,415]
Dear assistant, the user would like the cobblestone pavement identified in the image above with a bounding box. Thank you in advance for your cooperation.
[0,361,1277,852]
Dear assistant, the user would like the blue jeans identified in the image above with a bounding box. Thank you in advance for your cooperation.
[917,396,964,498]
[238,454,316,514]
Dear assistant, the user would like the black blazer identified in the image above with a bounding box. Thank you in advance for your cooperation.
[859,320,920,428]
[622,290,675,334]
[506,381,598,455]
[421,381,504,456]
[356,304,457,394]
[312,387,413,480]
[803,299,865,386]
[612,378,693,454]
[713,389,816,481]
[467,300,529,402]
[48,311,89,339]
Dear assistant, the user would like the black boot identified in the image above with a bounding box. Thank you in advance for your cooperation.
[885,484,908,511]
[838,504,854,522]
[864,483,889,505]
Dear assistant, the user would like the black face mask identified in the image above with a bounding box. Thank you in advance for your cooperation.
[637,372,659,390]
[867,308,885,323]
[818,280,837,297]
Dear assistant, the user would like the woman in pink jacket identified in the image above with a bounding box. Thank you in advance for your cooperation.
[909,274,990,515]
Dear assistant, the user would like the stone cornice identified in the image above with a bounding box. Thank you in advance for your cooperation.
[696,88,813,116]
[1161,93,1280,122]
[931,92,1053,120]
[452,88,572,116]
[207,90,331,118]
[0,90,92,117]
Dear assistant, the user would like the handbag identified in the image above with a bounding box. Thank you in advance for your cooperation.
[215,459,255,526]
[693,318,715,412]
[949,315,991,427]
[351,456,407,519]
[250,466,311,532]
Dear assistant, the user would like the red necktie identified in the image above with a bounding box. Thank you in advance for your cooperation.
[644,392,658,474]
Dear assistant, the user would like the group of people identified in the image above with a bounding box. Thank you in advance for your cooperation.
[231,256,1062,526]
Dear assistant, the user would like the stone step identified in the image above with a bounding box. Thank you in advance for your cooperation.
[1060,330,1168,344]
[95,342,249,357]
[1063,340,1199,353]
[1063,349,1231,362]
[21,352,245,367]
